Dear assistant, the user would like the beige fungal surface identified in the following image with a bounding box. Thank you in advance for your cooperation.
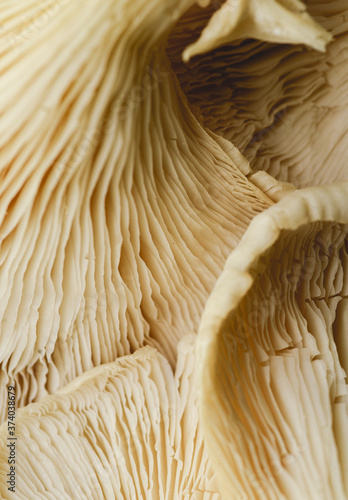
[0,0,347,499]
[169,0,348,187]
[182,0,331,60]
[0,335,221,499]
[0,0,272,422]
[197,182,348,499]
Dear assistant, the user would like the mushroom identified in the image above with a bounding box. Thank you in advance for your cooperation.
[168,0,348,186]
[0,0,347,498]
[197,181,348,499]
[182,0,331,60]
[0,0,272,422]
[0,335,221,499]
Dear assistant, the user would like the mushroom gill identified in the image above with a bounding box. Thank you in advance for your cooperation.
[168,0,348,187]
[1,0,347,498]
[0,0,272,422]
[0,335,221,499]
[197,181,348,499]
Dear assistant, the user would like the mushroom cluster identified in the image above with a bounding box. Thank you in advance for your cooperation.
[0,0,347,499]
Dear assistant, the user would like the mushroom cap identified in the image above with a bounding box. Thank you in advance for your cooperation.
[197,181,348,499]
[182,0,331,61]
[0,335,221,499]
[0,0,271,421]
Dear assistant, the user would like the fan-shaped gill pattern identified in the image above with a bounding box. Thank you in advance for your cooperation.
[0,0,271,423]
[168,0,348,187]
[197,182,348,500]
[0,335,221,499]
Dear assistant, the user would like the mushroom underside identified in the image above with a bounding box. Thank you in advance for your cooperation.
[198,182,348,500]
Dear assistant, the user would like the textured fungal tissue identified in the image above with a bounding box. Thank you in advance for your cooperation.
[0,1,347,499]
